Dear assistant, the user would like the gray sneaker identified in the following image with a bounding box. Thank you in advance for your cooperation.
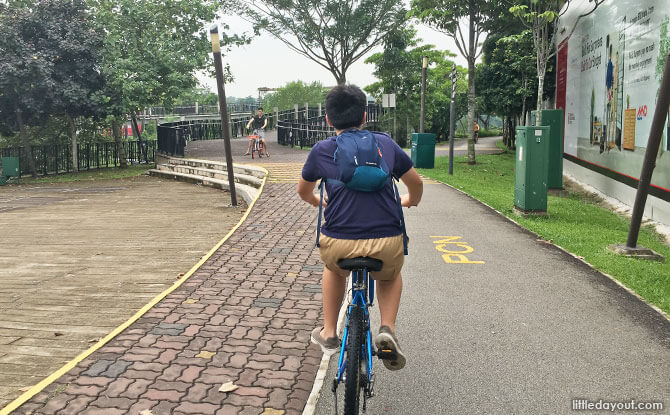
[311,327,341,356]
[375,326,406,370]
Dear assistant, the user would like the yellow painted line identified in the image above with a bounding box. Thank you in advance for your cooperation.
[0,165,269,415]
[430,236,485,264]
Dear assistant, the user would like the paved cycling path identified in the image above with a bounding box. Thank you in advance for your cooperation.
[9,133,668,414]
[314,164,670,412]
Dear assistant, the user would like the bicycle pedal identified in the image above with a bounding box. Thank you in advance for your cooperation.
[377,350,397,360]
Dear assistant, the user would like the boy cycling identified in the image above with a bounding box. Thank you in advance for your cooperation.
[245,107,270,156]
[298,85,423,370]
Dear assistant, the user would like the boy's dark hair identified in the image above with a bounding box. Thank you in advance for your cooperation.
[257,107,263,111]
[325,85,366,129]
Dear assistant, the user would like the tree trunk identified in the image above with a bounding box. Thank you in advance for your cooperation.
[536,73,545,126]
[467,57,476,164]
[502,116,508,147]
[130,111,147,162]
[466,0,476,165]
[112,118,128,168]
[16,109,37,177]
[67,113,78,173]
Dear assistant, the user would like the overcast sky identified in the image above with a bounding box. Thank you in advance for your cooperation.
[197,14,472,99]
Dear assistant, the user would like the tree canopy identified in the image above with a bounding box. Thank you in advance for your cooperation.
[262,81,328,111]
[510,0,604,124]
[237,0,406,84]
[365,27,467,146]
[410,0,505,163]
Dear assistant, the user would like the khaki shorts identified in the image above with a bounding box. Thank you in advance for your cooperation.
[318,234,404,281]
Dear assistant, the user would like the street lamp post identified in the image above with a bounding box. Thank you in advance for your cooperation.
[449,66,457,175]
[210,25,238,206]
[420,56,428,133]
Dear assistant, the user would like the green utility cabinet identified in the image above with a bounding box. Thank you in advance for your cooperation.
[0,156,20,185]
[411,133,436,168]
[530,109,564,189]
[515,126,550,213]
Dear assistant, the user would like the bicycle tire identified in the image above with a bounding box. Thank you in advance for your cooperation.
[258,142,264,158]
[344,305,364,415]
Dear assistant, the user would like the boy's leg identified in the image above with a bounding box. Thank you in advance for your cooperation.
[321,266,347,339]
[375,272,402,332]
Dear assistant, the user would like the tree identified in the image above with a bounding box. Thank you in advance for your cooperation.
[478,31,538,148]
[364,27,467,146]
[174,86,219,106]
[45,0,105,172]
[510,0,604,125]
[262,81,328,112]
[91,0,248,165]
[0,0,105,176]
[237,0,406,85]
[410,0,503,164]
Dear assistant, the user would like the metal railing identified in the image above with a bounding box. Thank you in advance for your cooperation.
[147,103,259,117]
[157,109,296,156]
[277,104,382,148]
[155,104,381,155]
[0,140,156,176]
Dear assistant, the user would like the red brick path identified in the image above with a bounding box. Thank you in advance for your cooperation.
[15,183,325,415]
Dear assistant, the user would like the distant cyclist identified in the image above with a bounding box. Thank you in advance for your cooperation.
[245,107,270,157]
[474,121,480,144]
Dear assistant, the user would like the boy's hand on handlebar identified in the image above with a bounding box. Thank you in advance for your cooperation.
[311,194,326,208]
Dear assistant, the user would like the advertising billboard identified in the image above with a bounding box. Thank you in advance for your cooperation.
[557,0,670,201]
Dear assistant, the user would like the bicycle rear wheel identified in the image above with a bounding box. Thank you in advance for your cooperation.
[251,140,256,159]
[344,305,364,414]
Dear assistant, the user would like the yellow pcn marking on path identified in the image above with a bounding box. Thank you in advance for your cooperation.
[430,236,485,264]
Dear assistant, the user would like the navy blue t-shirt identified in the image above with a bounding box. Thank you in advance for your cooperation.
[301,131,413,240]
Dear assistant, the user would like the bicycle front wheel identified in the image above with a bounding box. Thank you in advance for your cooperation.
[344,305,364,415]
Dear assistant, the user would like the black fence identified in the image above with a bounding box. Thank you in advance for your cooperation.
[156,109,296,156]
[0,140,156,177]
[277,104,381,148]
[155,104,381,155]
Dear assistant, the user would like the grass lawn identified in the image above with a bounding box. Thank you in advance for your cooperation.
[12,164,153,185]
[417,146,670,315]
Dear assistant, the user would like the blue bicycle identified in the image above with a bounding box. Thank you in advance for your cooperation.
[331,257,397,414]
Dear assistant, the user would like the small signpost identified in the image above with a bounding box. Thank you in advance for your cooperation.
[382,94,396,139]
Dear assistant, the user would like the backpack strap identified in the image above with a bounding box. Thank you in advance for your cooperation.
[316,179,325,247]
[393,180,409,255]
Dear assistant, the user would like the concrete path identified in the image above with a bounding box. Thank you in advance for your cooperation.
[0,176,244,409]
[314,174,670,413]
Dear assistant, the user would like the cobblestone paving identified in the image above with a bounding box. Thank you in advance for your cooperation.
[14,183,326,415]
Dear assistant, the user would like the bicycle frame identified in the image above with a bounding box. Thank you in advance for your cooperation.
[335,269,376,403]
[248,134,261,158]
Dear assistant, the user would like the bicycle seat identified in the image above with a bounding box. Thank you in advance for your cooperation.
[337,257,383,272]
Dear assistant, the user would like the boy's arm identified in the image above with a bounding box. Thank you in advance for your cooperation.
[262,117,268,129]
[246,117,253,129]
[399,167,423,208]
[297,178,322,207]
